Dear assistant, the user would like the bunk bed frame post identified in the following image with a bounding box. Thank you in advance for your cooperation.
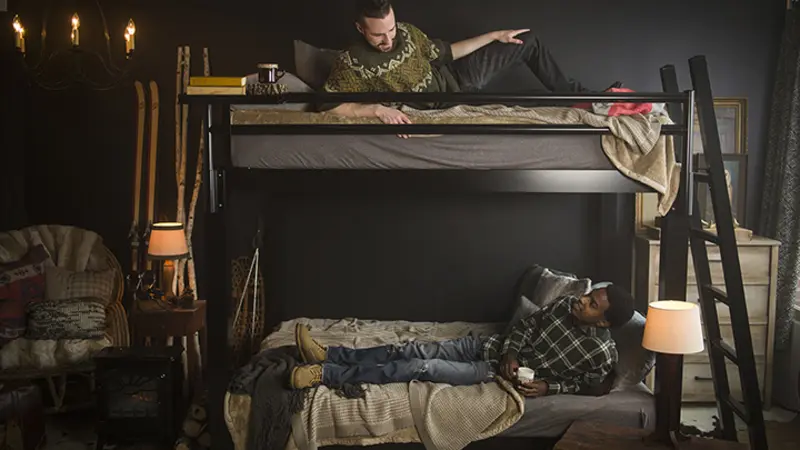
[204,102,235,450]
[650,64,695,445]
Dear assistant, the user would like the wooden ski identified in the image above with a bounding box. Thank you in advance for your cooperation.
[145,80,160,272]
[127,80,147,307]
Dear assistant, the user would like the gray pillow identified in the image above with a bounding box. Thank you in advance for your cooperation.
[531,268,591,309]
[293,40,341,90]
[503,295,539,335]
[504,266,590,335]
[610,310,656,389]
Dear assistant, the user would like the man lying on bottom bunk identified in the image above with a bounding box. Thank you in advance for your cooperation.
[289,282,635,397]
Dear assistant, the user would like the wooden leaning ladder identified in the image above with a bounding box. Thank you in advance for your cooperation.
[658,56,768,450]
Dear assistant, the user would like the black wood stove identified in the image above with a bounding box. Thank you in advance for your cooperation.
[93,345,185,449]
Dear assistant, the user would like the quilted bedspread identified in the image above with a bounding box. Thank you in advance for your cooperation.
[231,104,680,215]
[225,318,525,450]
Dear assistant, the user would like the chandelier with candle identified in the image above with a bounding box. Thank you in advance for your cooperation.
[11,1,138,91]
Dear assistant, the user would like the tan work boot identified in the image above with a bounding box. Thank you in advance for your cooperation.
[291,364,323,389]
[295,323,327,363]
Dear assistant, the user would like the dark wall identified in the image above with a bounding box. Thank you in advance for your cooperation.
[3,0,785,317]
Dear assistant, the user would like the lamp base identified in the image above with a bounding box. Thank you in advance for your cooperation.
[161,259,177,301]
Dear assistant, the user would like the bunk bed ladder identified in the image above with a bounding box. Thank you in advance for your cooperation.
[663,56,768,449]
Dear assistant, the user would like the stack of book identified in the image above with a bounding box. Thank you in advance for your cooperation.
[186,76,247,95]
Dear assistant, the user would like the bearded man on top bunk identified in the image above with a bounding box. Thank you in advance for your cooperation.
[319,0,622,136]
[289,282,635,398]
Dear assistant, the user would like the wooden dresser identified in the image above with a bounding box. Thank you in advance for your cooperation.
[633,233,779,408]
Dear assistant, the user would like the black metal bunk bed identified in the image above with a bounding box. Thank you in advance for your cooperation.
[180,55,768,450]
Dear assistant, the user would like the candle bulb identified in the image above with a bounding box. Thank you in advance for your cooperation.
[12,15,26,54]
[125,19,136,57]
[71,13,80,47]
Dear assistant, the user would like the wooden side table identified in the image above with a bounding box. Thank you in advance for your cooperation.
[130,300,207,395]
[554,421,749,450]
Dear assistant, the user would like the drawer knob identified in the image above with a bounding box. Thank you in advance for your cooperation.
[694,376,713,382]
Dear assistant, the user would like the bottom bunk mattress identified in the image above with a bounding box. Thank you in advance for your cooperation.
[224,318,655,450]
[230,133,613,170]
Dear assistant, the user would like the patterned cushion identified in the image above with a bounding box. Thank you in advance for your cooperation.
[25,298,106,340]
[0,245,51,342]
[44,266,116,305]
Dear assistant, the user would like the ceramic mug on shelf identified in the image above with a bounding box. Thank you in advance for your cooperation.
[258,63,285,84]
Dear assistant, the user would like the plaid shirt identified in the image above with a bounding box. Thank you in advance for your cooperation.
[483,295,617,395]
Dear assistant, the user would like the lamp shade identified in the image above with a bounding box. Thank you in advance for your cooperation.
[642,301,705,355]
[147,222,189,260]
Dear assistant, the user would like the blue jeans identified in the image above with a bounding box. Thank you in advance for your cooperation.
[321,335,493,386]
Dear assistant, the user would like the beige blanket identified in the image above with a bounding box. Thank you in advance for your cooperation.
[225,318,525,450]
[231,104,680,215]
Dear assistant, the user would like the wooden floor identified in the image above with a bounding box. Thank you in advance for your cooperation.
[42,409,799,450]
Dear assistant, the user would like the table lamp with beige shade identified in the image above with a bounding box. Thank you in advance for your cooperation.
[147,222,189,304]
[642,300,706,447]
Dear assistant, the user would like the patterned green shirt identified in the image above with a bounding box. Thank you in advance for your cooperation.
[483,296,618,395]
[321,22,460,109]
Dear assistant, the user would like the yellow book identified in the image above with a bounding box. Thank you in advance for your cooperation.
[189,76,247,87]
[186,85,246,95]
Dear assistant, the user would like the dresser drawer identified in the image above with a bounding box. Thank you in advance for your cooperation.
[649,283,770,321]
[651,245,772,285]
[683,324,768,364]
[682,359,765,403]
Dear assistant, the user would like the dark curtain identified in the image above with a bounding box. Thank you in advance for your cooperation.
[759,7,800,351]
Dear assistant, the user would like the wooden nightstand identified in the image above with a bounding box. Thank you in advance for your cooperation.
[130,300,207,395]
[554,421,748,450]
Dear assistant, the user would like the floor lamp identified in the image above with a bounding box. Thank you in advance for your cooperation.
[642,300,705,447]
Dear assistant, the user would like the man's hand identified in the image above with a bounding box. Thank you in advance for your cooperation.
[499,354,520,381]
[493,29,530,45]
[375,105,412,139]
[516,380,548,397]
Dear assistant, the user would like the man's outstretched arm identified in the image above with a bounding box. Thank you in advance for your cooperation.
[451,29,530,60]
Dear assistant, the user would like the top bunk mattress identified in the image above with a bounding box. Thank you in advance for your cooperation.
[230,132,612,170]
[227,105,681,214]
[229,106,613,170]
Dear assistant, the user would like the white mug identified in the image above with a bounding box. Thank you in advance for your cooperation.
[517,367,535,382]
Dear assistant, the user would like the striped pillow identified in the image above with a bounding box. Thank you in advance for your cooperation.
[25,298,106,340]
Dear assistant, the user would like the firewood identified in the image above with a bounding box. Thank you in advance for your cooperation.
[197,430,211,448]
[190,402,207,422]
[175,436,195,450]
[183,417,203,438]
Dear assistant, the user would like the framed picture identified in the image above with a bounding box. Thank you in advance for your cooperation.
[635,97,748,231]
[691,98,748,155]
[694,153,748,227]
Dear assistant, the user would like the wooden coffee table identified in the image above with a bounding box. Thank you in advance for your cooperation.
[554,420,749,450]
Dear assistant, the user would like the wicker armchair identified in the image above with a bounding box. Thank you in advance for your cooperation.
[0,224,130,412]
